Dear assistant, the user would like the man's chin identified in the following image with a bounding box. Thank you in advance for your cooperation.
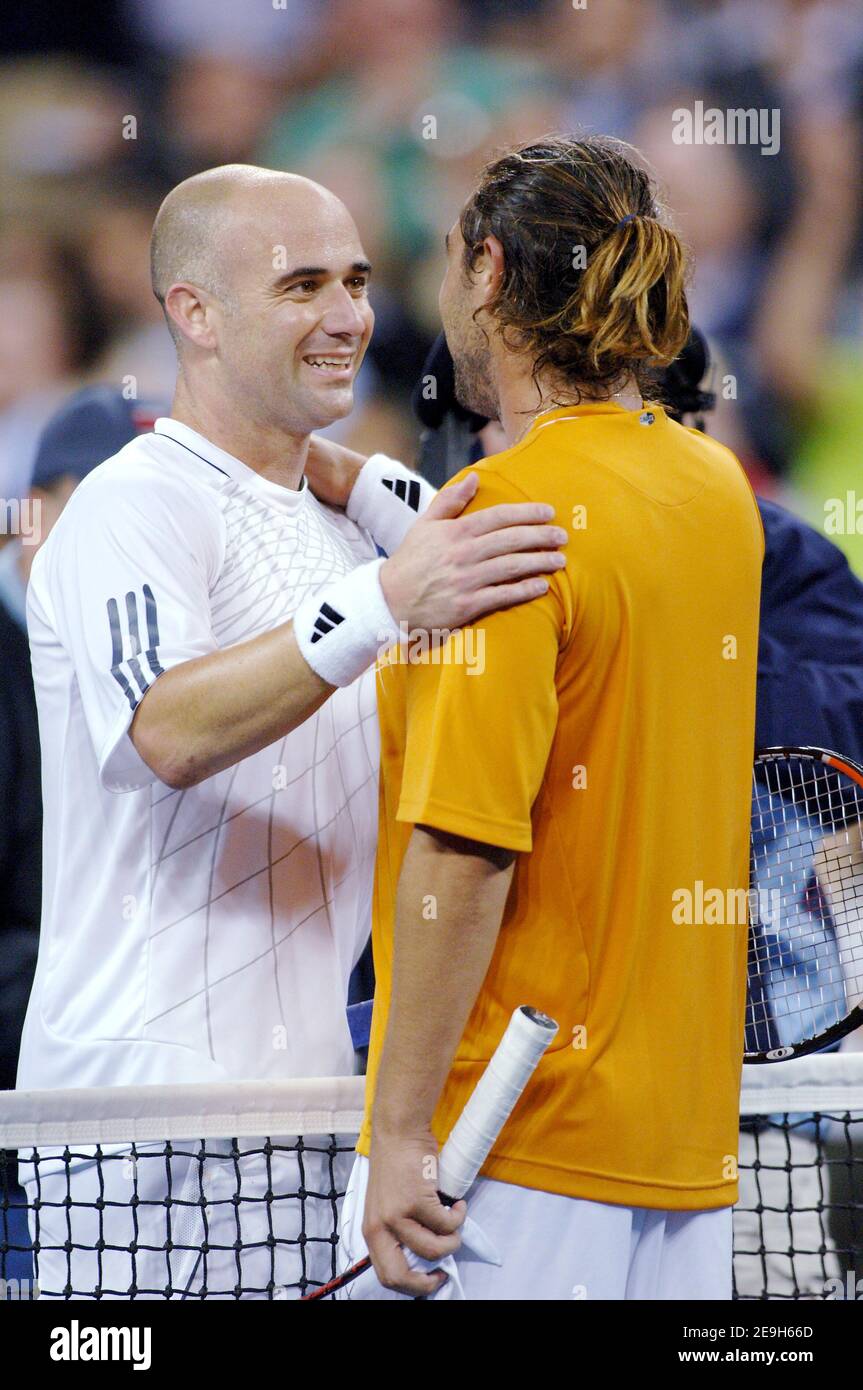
[452,365,496,423]
[454,387,486,419]
[300,387,356,433]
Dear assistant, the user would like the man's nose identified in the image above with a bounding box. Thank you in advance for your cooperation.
[319,284,368,338]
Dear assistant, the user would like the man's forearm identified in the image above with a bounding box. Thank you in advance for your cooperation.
[372,826,515,1135]
[131,620,333,789]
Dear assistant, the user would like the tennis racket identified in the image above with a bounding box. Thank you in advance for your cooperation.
[303,1004,559,1300]
[746,745,863,1063]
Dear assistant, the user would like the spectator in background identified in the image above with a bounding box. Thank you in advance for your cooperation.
[1,0,862,562]
[542,0,672,139]
[122,0,325,75]
[0,604,39,1096]
[631,95,777,475]
[261,0,545,261]
[153,56,285,184]
[0,385,164,1092]
[676,0,863,116]
[259,0,557,415]
[0,220,110,513]
[81,183,178,401]
[0,58,130,197]
[754,104,863,572]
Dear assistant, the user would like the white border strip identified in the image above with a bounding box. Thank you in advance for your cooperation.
[740,1053,863,1115]
[0,1076,367,1148]
[4,1058,863,1146]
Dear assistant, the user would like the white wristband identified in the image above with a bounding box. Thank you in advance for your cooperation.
[293,558,400,687]
[346,453,436,556]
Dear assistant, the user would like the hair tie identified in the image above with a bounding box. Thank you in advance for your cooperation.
[615,212,639,230]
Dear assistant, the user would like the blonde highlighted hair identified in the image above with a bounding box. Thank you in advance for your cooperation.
[460,135,690,401]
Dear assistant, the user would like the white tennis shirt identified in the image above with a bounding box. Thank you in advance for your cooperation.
[17,418,381,1092]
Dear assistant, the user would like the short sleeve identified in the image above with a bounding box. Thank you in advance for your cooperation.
[396,468,566,853]
[34,467,224,793]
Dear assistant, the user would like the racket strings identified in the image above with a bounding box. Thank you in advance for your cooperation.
[747,755,863,1055]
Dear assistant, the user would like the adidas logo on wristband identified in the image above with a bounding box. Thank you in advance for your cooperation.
[310,602,345,643]
[382,476,422,512]
[295,558,399,687]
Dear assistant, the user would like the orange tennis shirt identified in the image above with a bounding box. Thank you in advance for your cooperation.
[357,402,764,1209]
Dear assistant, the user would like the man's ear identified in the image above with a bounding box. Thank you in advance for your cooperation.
[163,282,219,351]
[473,234,506,307]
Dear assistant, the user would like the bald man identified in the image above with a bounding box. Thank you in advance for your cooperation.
[16,164,566,1300]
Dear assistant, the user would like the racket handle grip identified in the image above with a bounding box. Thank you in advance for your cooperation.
[436,1005,558,1201]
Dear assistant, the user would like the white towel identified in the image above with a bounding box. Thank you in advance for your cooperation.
[337,1153,501,1300]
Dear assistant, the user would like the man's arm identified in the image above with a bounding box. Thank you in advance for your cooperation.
[131,475,566,789]
[301,436,368,512]
[130,621,333,790]
[363,825,515,1297]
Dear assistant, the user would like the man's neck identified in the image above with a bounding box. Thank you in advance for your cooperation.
[170,379,309,491]
[496,365,643,447]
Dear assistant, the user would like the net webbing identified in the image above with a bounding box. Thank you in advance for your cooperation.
[2,1060,862,1300]
[0,1076,364,1300]
[736,1053,863,1299]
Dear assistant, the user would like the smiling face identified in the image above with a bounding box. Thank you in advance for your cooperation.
[438,219,500,422]
[156,170,375,438]
[216,181,374,435]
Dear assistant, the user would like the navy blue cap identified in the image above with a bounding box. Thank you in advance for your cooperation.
[31,386,165,491]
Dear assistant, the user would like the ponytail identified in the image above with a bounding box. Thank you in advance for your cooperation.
[459,135,691,401]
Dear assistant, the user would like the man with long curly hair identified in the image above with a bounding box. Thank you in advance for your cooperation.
[349,136,763,1301]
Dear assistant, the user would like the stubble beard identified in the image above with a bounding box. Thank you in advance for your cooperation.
[451,339,499,423]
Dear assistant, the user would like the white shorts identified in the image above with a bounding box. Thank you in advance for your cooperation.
[339,1154,732,1300]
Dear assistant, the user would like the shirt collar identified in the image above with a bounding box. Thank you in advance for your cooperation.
[523,400,665,439]
[154,418,309,514]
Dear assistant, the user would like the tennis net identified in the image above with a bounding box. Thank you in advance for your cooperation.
[735,1052,863,1300]
[2,1056,862,1300]
[0,1076,363,1300]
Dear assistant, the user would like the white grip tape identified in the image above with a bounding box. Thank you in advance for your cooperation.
[437,1006,559,1200]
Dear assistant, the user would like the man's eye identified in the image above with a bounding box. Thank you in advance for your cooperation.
[347,277,368,291]
[289,280,318,294]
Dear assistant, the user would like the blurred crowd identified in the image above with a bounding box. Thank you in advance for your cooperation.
[2,0,863,560]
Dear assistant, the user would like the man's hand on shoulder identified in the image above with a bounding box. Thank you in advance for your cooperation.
[380,472,567,631]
